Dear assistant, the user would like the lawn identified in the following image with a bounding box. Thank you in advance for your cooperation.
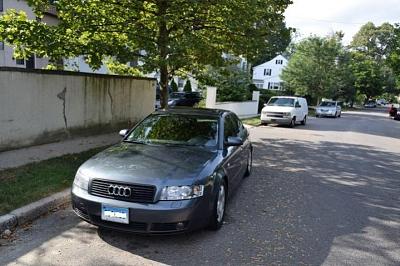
[0,146,108,215]
[241,116,261,126]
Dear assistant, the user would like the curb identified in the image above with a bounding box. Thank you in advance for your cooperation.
[0,188,71,234]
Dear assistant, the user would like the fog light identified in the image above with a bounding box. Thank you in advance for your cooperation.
[176,222,185,230]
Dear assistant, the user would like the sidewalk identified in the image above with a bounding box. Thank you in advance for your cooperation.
[0,133,121,170]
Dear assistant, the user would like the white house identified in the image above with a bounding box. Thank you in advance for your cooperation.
[252,55,288,90]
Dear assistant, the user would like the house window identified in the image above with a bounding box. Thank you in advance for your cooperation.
[276,59,283,64]
[0,0,3,12]
[16,58,25,65]
[0,42,4,50]
[264,69,272,76]
[268,82,282,90]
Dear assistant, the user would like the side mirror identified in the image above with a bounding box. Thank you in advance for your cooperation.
[296,104,301,108]
[119,129,129,137]
[226,136,243,146]
[264,103,268,107]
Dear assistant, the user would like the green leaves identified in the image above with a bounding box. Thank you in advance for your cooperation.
[0,0,292,107]
[281,35,343,103]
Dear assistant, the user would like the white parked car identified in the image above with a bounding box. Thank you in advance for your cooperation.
[316,101,341,118]
[261,96,308,127]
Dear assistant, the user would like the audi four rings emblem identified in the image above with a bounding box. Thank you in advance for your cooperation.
[108,185,132,197]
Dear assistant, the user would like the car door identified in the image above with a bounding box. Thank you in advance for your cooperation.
[294,99,303,121]
[222,114,243,191]
[235,116,249,177]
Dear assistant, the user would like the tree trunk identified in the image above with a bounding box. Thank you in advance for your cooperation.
[157,0,169,109]
[160,66,169,109]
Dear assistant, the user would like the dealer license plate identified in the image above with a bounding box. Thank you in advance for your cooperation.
[101,205,129,224]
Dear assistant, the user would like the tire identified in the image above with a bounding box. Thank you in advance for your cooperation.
[301,115,307,125]
[208,179,227,230]
[334,112,338,118]
[244,148,252,177]
[316,114,319,118]
[338,112,341,118]
[289,117,296,128]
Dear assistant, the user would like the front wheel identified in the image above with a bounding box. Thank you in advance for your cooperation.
[244,148,252,177]
[289,117,296,128]
[301,115,307,125]
[208,180,227,230]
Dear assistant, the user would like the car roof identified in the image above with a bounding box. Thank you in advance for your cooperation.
[271,96,303,99]
[153,107,227,117]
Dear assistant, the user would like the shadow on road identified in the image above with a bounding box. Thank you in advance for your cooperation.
[97,138,400,265]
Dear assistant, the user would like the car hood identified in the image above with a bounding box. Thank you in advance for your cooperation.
[262,106,294,112]
[79,143,218,186]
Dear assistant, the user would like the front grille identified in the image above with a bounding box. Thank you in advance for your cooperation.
[151,222,188,232]
[89,179,156,203]
[73,207,90,221]
[266,112,284,118]
[92,216,148,232]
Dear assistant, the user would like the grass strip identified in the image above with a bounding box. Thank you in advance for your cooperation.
[241,116,261,126]
[0,146,108,215]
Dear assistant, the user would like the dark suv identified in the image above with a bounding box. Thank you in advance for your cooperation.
[168,92,202,107]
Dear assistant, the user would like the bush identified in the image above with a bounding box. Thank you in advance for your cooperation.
[184,80,192,92]
[170,79,179,92]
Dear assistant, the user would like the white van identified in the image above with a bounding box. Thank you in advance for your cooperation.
[260,96,308,127]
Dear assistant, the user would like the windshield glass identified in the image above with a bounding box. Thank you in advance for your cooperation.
[125,114,218,147]
[319,101,336,107]
[267,97,295,107]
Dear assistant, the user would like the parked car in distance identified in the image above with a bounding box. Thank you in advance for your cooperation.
[389,105,398,118]
[364,101,377,108]
[260,96,308,127]
[72,108,252,234]
[168,92,202,107]
[316,101,341,118]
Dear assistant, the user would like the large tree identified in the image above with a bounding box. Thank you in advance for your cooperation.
[0,0,292,108]
[280,34,343,104]
[351,22,398,98]
[350,52,384,100]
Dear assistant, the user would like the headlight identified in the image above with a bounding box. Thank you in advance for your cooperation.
[283,112,291,117]
[73,170,90,191]
[160,185,204,200]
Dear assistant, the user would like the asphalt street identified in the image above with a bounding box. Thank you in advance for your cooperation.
[1,110,399,265]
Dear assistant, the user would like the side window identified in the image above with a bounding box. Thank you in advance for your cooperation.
[237,119,246,139]
[224,115,239,141]
[232,114,246,139]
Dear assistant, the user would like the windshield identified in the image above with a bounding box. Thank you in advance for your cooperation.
[267,97,295,107]
[319,101,336,107]
[125,114,218,147]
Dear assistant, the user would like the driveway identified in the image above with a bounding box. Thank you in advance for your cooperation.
[1,111,399,265]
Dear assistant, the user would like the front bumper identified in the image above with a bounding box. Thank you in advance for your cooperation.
[316,110,336,117]
[260,114,291,124]
[71,186,212,234]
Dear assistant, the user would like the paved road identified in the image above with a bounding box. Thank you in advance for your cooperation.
[1,111,400,265]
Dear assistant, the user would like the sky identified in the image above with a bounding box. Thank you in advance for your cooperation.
[284,0,400,44]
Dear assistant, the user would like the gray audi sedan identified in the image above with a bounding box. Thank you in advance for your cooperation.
[72,108,252,234]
